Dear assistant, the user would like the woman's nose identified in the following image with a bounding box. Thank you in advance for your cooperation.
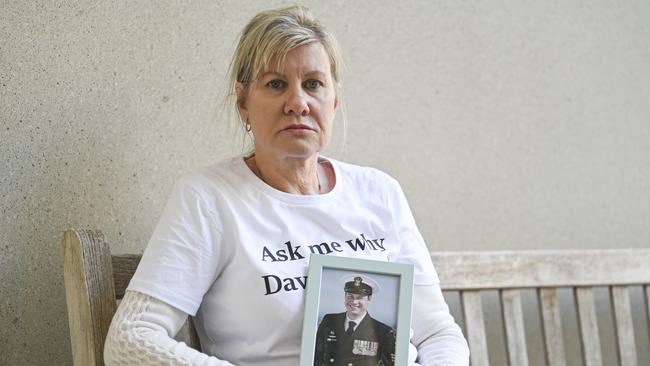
[284,87,310,116]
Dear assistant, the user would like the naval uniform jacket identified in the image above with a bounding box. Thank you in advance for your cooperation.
[314,312,396,366]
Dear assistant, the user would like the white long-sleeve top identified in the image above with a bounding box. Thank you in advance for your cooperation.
[104,285,469,365]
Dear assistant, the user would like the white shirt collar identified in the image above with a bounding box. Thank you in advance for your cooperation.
[345,312,367,331]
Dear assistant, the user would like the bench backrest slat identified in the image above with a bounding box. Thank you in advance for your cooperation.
[646,285,650,337]
[500,289,528,366]
[611,286,638,366]
[460,290,489,366]
[575,287,603,366]
[538,288,566,366]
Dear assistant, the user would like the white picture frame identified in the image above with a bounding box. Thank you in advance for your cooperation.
[300,254,414,366]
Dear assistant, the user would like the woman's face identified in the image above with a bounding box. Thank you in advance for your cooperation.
[238,42,339,161]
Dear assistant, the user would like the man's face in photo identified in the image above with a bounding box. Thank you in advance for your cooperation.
[344,292,370,319]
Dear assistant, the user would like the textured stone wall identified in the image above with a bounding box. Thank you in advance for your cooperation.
[2,1,649,365]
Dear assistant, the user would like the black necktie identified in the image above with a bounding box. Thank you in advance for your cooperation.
[346,321,356,336]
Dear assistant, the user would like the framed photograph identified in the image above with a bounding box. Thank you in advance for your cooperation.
[300,254,414,366]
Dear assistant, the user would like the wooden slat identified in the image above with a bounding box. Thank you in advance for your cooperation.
[646,285,650,339]
[62,229,116,366]
[461,290,489,366]
[611,286,637,366]
[431,250,650,290]
[111,255,141,299]
[575,287,602,366]
[538,288,566,366]
[501,289,528,366]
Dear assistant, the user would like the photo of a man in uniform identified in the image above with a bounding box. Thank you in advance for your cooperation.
[314,275,396,366]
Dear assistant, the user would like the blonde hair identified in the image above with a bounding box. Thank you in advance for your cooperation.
[229,5,342,96]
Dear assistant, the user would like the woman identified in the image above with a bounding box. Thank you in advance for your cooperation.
[104,6,469,366]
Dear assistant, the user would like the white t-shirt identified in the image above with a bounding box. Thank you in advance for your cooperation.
[128,156,439,366]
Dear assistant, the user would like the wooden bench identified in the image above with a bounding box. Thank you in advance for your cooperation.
[62,228,650,366]
[432,251,650,366]
[62,229,202,366]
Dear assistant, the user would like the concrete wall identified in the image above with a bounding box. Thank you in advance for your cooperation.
[2,1,649,365]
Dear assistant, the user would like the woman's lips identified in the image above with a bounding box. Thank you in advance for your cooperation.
[283,124,314,131]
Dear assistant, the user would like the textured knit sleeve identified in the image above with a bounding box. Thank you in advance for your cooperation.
[104,290,236,366]
[411,285,470,366]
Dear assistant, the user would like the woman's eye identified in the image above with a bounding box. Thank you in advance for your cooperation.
[266,80,284,89]
[305,79,322,89]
